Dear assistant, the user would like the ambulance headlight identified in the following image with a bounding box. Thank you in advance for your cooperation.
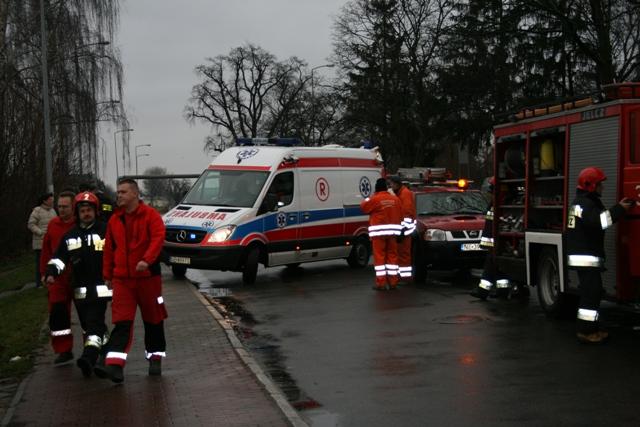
[425,229,446,241]
[208,225,236,243]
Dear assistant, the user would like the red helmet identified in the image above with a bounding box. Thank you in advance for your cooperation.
[577,167,606,192]
[73,191,100,216]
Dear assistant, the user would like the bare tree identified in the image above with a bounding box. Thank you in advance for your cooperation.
[0,0,127,257]
[185,43,311,148]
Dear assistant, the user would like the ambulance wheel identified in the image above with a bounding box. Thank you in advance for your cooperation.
[536,247,573,317]
[347,238,370,268]
[171,265,187,278]
[242,245,260,285]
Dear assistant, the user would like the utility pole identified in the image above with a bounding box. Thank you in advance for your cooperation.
[40,0,53,193]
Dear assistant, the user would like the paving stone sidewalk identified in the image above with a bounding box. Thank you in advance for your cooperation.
[2,274,297,426]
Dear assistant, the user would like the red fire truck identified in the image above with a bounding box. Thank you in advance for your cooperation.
[492,82,640,314]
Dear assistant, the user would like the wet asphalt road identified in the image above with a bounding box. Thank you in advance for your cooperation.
[191,261,640,427]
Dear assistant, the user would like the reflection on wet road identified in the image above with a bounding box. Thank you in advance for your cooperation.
[191,262,640,427]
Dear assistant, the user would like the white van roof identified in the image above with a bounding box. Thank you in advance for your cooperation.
[208,145,381,171]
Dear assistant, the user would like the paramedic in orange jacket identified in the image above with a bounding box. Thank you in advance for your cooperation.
[40,191,76,364]
[388,176,417,283]
[95,179,167,383]
[360,178,403,290]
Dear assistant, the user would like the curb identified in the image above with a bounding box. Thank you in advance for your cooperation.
[0,370,32,426]
[189,285,309,427]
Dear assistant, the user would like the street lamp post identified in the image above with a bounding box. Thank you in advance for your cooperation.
[113,128,134,179]
[135,144,151,175]
[310,63,334,146]
[136,154,150,175]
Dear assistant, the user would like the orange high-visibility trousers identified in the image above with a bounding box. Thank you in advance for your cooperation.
[397,236,412,281]
[371,236,399,288]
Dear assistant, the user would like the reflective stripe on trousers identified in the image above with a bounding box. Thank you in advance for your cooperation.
[577,308,599,322]
[567,255,604,268]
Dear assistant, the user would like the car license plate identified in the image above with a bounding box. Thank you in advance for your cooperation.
[170,256,191,265]
[461,243,482,251]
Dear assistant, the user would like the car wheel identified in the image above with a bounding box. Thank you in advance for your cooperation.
[347,237,370,268]
[242,245,260,285]
[171,265,187,278]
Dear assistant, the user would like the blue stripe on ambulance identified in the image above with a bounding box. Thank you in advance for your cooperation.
[168,207,368,241]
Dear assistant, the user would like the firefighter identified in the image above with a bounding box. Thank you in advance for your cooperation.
[470,177,511,300]
[45,192,111,376]
[567,167,635,344]
[95,179,167,383]
[388,176,417,283]
[360,178,403,290]
[40,191,76,364]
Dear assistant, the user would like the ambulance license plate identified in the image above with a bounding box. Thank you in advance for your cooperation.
[461,243,482,251]
[170,256,191,265]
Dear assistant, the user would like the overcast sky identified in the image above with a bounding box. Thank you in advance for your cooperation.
[100,0,348,186]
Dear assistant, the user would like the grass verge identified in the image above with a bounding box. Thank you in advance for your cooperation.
[0,254,35,293]
[0,287,48,379]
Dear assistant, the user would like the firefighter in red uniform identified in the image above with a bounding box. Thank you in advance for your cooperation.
[95,179,167,383]
[360,178,403,290]
[388,176,417,283]
[567,167,634,344]
[40,191,76,364]
[45,192,111,376]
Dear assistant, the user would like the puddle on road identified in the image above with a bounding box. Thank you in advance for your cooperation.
[209,295,322,414]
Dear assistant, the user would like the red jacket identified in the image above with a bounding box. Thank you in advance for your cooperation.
[103,202,165,280]
[40,216,76,277]
[360,191,403,237]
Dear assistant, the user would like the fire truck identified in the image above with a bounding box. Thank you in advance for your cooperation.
[396,168,487,283]
[492,82,640,314]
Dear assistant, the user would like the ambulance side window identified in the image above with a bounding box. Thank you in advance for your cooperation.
[259,172,294,215]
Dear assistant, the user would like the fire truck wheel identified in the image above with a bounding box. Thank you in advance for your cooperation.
[536,247,572,316]
[347,237,370,268]
[242,245,261,285]
[171,265,187,278]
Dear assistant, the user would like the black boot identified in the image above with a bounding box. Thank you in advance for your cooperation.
[76,347,99,378]
[148,358,162,376]
[53,351,74,365]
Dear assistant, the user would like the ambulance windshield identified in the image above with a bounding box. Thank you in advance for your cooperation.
[183,170,269,207]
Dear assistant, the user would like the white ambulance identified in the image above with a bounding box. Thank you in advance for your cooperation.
[163,138,383,284]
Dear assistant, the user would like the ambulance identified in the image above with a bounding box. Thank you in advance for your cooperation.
[162,138,383,284]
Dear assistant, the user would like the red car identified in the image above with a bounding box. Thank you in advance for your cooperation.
[411,182,487,282]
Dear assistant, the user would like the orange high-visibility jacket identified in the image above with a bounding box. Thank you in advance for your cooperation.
[396,185,416,220]
[360,191,403,237]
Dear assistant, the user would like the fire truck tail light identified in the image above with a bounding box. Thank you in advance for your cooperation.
[425,229,446,241]
[457,179,468,189]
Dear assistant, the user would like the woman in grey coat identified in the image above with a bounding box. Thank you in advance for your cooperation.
[27,193,56,286]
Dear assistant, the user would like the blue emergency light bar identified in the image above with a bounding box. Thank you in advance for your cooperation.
[236,137,303,147]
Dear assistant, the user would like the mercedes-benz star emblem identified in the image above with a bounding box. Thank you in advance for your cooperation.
[176,230,187,242]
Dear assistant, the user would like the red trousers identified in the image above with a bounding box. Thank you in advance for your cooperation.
[47,279,74,354]
[397,236,413,280]
[371,236,399,287]
[105,276,168,367]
